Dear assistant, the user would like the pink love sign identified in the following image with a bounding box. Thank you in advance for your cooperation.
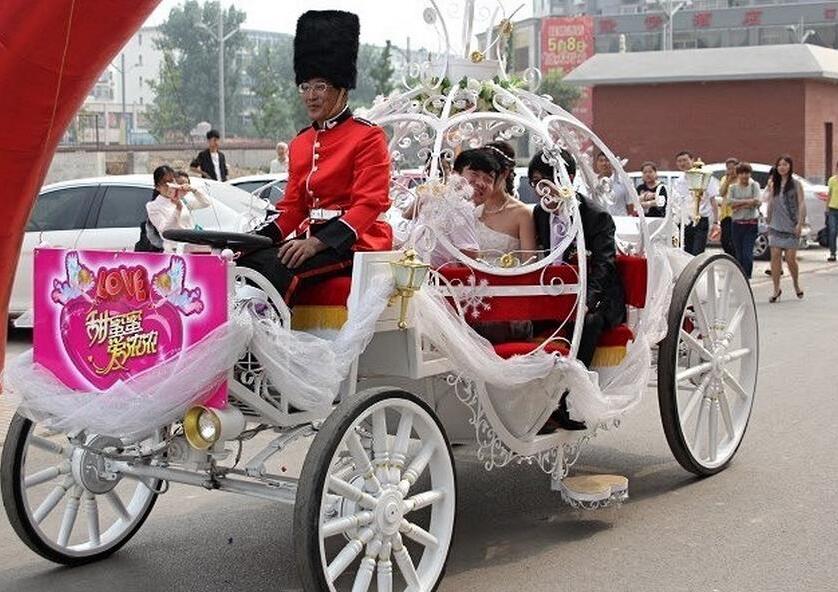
[34,249,229,405]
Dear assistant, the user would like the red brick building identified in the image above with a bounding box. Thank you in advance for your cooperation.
[565,44,838,182]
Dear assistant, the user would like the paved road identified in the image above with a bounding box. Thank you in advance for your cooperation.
[1,249,837,591]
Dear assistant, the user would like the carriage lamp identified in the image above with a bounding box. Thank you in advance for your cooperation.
[684,159,712,224]
[183,405,245,450]
[390,249,430,330]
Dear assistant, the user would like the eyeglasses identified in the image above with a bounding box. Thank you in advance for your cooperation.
[297,82,331,95]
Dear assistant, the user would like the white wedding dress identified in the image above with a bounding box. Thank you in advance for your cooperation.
[474,217,520,262]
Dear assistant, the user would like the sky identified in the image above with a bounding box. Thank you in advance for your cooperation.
[145,0,533,50]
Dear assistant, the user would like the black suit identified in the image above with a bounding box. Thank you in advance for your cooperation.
[195,148,228,181]
[534,197,625,367]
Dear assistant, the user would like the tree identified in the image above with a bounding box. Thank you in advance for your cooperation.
[146,52,191,141]
[540,70,581,112]
[369,40,395,97]
[246,41,308,141]
[147,1,247,139]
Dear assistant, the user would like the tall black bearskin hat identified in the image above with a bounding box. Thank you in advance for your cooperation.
[294,10,360,90]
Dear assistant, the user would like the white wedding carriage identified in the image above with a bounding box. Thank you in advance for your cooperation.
[1,5,759,591]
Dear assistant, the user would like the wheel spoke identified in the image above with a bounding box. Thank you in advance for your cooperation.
[400,519,439,549]
[346,431,381,493]
[328,476,378,509]
[57,486,83,547]
[705,265,717,336]
[681,374,712,422]
[85,493,101,547]
[680,330,712,361]
[24,461,70,488]
[33,475,75,523]
[105,490,131,522]
[399,442,435,495]
[676,361,712,384]
[390,411,414,485]
[708,400,719,463]
[351,538,381,592]
[322,511,374,538]
[327,527,374,582]
[392,533,420,589]
[377,540,393,592]
[717,268,732,329]
[691,398,710,454]
[718,392,736,441]
[688,292,713,341]
[403,489,445,514]
[724,348,751,363]
[29,435,66,456]
[371,409,390,486]
[723,369,750,401]
[721,304,746,345]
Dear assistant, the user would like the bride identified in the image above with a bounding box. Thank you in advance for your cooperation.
[453,141,537,265]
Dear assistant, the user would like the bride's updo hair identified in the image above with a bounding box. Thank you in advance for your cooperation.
[483,141,516,195]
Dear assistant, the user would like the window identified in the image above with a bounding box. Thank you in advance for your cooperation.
[138,54,143,66]
[260,180,287,203]
[138,33,142,46]
[27,186,97,232]
[95,186,152,229]
[139,75,143,87]
[514,47,529,70]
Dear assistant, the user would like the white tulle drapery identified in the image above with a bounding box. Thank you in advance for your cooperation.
[3,312,253,440]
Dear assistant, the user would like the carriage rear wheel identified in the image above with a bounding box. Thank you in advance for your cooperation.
[658,253,759,476]
[0,414,160,565]
[294,388,456,592]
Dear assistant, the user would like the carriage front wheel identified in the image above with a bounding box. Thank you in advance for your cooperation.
[658,253,759,476]
[294,388,456,592]
[0,414,161,565]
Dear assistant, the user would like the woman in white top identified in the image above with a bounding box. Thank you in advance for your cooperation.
[146,166,211,251]
[464,142,537,265]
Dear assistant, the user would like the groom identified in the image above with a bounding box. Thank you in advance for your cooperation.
[530,150,625,430]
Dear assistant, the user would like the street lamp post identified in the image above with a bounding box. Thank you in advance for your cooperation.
[656,0,691,51]
[113,53,140,144]
[197,3,239,140]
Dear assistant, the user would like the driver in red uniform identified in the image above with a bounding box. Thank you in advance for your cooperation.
[238,10,392,303]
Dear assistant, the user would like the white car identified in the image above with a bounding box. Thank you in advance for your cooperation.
[9,175,270,321]
[228,173,287,204]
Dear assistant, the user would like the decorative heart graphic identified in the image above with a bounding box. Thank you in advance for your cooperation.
[60,296,184,390]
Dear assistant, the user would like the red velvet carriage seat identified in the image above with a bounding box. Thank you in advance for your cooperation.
[291,255,648,367]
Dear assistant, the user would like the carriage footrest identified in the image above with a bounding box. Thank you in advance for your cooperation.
[553,474,628,509]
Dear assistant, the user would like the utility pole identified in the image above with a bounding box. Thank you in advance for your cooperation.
[121,53,127,143]
[197,2,239,140]
[657,0,690,51]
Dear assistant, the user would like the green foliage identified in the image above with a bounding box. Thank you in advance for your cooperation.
[369,40,395,97]
[539,70,581,112]
[147,1,247,139]
[246,41,307,141]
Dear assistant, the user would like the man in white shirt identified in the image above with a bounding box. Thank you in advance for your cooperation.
[672,150,720,255]
[269,142,288,174]
[194,129,228,181]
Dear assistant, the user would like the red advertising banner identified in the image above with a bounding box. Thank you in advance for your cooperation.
[541,16,595,127]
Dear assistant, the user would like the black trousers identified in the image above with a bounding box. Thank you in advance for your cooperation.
[236,246,353,304]
[566,311,610,369]
[720,216,736,257]
[683,216,709,256]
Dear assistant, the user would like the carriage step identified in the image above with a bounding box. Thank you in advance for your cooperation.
[554,474,629,509]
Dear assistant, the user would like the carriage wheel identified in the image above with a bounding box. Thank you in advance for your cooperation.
[1,414,160,565]
[295,388,456,592]
[658,253,759,476]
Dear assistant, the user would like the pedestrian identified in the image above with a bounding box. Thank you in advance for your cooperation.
[270,142,289,174]
[635,161,667,218]
[826,159,838,262]
[717,157,738,257]
[595,151,634,216]
[727,162,761,278]
[672,150,720,255]
[146,165,211,252]
[767,155,806,302]
[194,129,228,181]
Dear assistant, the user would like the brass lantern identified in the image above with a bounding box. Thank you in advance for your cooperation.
[390,249,430,330]
[684,158,712,224]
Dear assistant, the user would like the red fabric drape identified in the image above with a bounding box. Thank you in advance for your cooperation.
[0,0,160,375]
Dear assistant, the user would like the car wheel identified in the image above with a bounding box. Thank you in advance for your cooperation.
[752,232,769,261]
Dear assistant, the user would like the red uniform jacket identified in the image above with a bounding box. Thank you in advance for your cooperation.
[274,108,393,253]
